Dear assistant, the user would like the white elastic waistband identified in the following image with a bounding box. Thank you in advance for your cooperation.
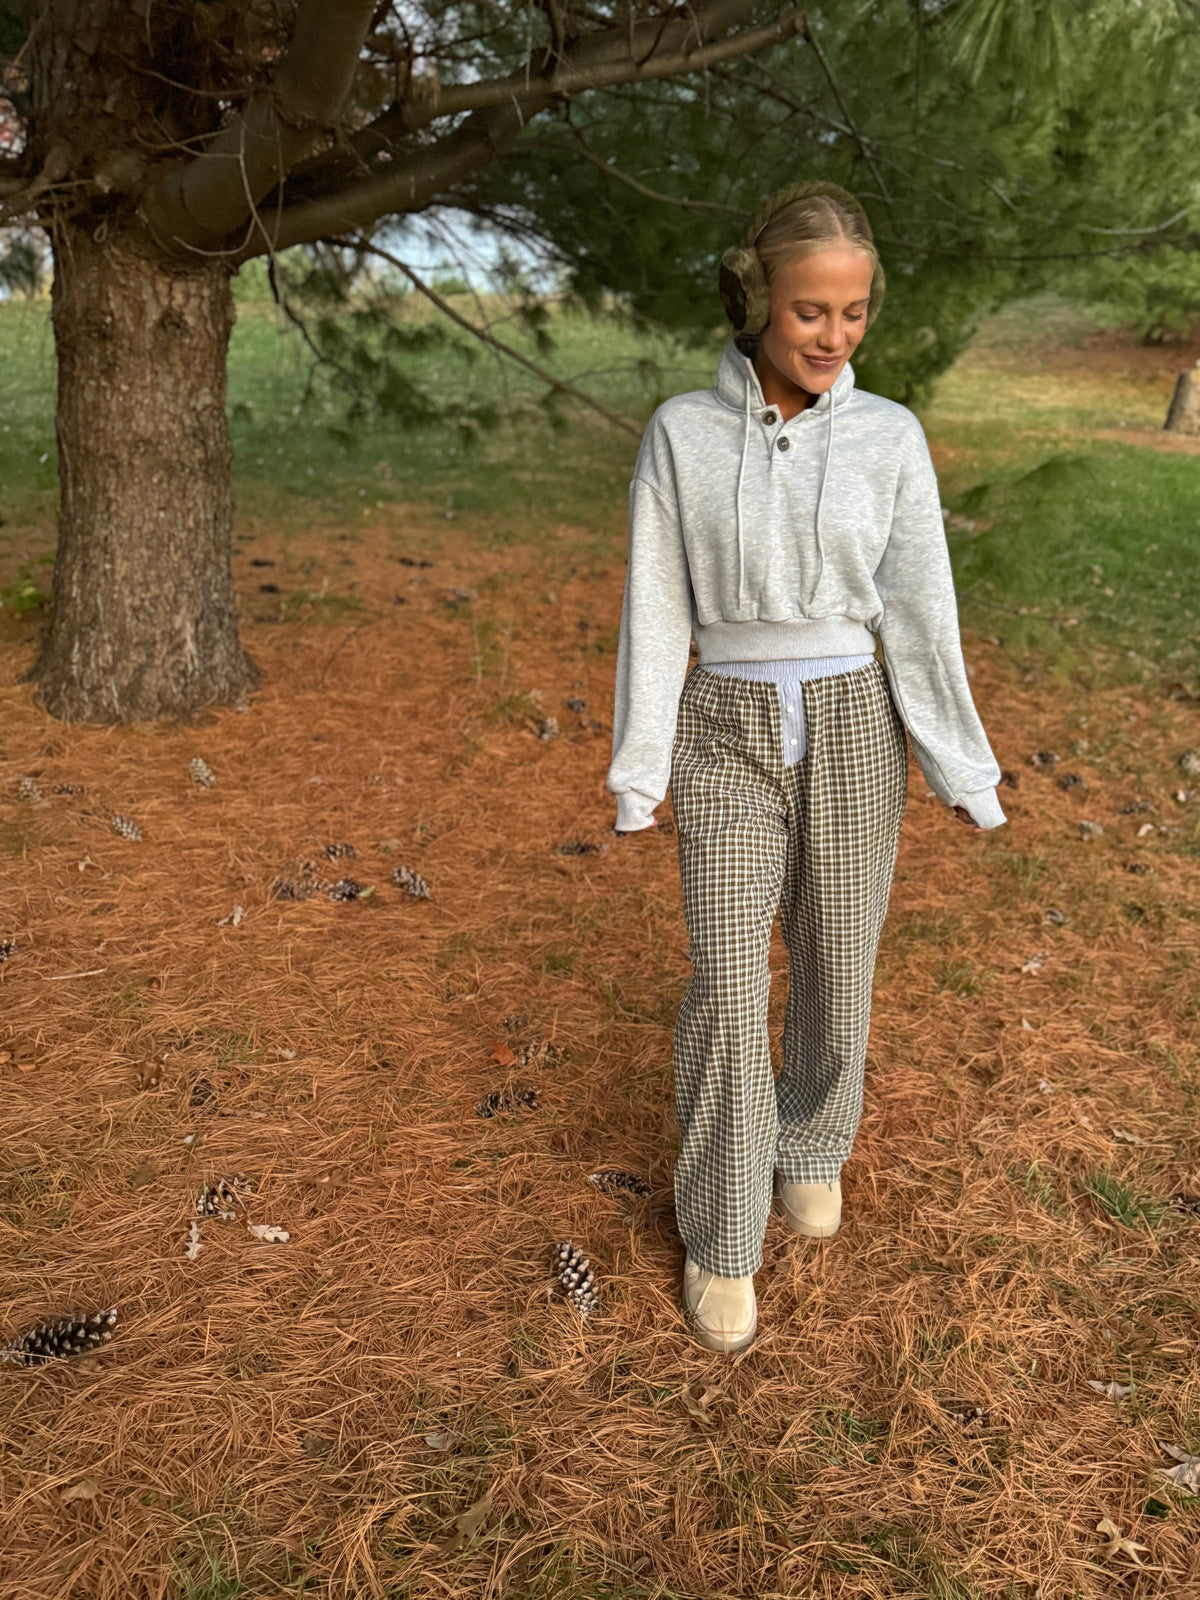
[702,653,875,684]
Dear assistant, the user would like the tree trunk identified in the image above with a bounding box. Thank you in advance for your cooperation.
[30,224,258,722]
[1164,366,1200,435]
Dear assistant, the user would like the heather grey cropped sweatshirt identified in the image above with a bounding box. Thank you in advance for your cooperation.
[606,339,1006,833]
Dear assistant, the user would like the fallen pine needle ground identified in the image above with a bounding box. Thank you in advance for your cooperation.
[0,506,1198,1600]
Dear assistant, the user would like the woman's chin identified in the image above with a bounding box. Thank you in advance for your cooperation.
[796,358,842,389]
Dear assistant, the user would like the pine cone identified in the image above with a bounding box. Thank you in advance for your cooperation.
[327,877,364,901]
[552,1241,600,1315]
[52,783,86,796]
[190,757,216,789]
[556,840,599,856]
[17,776,43,803]
[564,696,587,712]
[537,717,560,740]
[273,859,329,900]
[939,1398,989,1429]
[0,940,14,964]
[515,1040,563,1069]
[195,1174,256,1219]
[1,1308,118,1366]
[323,842,357,861]
[586,1168,651,1199]
[111,814,142,841]
[188,1075,216,1108]
[475,1085,539,1118]
[392,865,431,899]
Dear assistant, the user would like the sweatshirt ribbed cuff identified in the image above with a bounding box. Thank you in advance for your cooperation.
[614,789,659,833]
[955,787,1007,830]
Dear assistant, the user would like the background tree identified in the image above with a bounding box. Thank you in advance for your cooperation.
[0,0,800,723]
[470,0,1200,393]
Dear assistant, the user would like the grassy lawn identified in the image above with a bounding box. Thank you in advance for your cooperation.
[926,299,1200,676]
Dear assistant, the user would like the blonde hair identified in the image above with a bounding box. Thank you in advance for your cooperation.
[754,195,881,296]
[719,180,886,335]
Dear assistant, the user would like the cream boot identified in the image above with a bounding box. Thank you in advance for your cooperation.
[774,1172,842,1238]
[682,1256,757,1353]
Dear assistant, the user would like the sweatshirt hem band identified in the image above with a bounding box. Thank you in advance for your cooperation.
[693,616,876,664]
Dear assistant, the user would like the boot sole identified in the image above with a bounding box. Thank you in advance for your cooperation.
[780,1213,840,1238]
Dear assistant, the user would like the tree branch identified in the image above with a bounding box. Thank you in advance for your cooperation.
[400,5,802,127]
[242,0,800,256]
[525,136,749,217]
[799,15,892,204]
[348,236,642,438]
[139,0,376,255]
[283,0,771,201]
[243,100,532,258]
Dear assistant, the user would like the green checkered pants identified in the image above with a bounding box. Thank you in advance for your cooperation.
[669,659,908,1277]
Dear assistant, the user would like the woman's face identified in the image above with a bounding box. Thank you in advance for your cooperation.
[758,246,875,396]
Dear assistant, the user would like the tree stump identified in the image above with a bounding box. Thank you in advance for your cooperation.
[1164,365,1200,433]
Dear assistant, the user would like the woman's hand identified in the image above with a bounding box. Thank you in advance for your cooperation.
[952,805,983,833]
[615,817,660,837]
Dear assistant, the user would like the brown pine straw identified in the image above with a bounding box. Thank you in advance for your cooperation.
[0,507,1198,1600]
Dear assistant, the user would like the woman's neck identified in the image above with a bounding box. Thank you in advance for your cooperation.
[751,340,817,422]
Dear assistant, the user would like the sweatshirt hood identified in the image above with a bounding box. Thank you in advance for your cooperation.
[714,338,856,606]
[713,337,857,415]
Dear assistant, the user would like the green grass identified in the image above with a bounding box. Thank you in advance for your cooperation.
[1084,1167,1170,1230]
[924,294,1200,678]
[1010,1161,1060,1210]
[172,1547,248,1600]
[943,449,1200,670]
[0,288,710,576]
[220,288,711,540]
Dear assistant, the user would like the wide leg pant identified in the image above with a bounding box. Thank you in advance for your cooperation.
[669,659,908,1277]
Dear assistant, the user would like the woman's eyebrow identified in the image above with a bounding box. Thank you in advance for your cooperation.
[791,296,871,309]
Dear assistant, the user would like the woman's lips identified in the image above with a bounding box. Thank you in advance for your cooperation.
[804,353,841,368]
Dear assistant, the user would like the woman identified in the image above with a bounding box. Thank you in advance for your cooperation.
[605,180,1006,1355]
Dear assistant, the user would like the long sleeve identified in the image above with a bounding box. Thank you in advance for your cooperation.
[874,420,1006,831]
[606,467,696,831]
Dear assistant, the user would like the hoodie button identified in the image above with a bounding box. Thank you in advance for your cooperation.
[777,436,790,452]
[763,411,777,425]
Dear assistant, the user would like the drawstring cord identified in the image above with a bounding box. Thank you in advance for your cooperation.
[809,393,835,603]
[735,378,750,605]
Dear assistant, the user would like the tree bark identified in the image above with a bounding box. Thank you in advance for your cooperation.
[31,223,258,722]
[1164,366,1200,434]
